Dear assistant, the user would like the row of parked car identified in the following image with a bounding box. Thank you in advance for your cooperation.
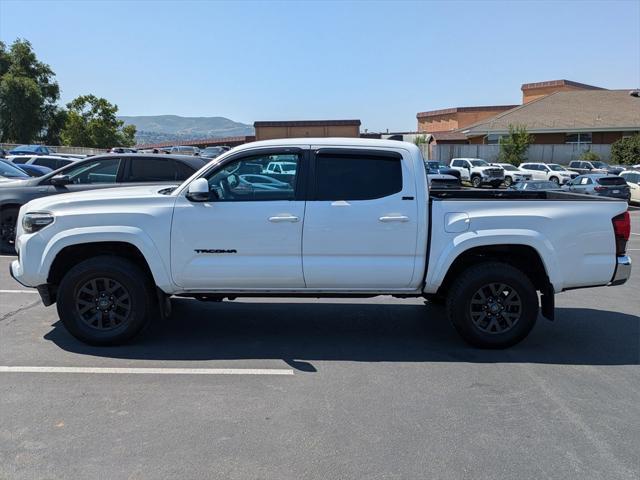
[427,157,639,203]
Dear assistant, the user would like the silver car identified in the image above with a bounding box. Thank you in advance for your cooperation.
[564,174,630,200]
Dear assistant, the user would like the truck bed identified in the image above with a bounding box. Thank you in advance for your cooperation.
[429,189,620,201]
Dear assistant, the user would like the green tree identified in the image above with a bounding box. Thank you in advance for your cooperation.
[61,94,136,148]
[578,149,600,161]
[611,134,640,165]
[0,39,60,143]
[497,125,533,165]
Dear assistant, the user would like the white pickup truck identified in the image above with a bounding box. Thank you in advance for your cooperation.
[449,158,505,188]
[10,139,632,348]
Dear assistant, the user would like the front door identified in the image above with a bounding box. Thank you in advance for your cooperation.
[302,147,419,289]
[171,148,307,290]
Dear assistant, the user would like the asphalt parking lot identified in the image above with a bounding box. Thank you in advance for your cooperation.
[0,209,638,480]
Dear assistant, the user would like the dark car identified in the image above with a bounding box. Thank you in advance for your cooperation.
[201,146,228,159]
[564,174,630,200]
[8,144,51,156]
[0,154,207,253]
[425,160,461,180]
[9,155,76,171]
[14,164,53,177]
[509,180,562,191]
[0,159,31,181]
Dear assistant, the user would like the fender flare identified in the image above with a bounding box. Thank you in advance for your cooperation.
[424,229,560,293]
[39,226,173,291]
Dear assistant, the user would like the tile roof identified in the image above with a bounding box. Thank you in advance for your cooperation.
[254,120,361,127]
[461,90,640,135]
[416,105,517,119]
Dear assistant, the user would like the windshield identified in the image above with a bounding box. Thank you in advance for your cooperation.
[13,145,39,153]
[0,160,29,178]
[470,160,489,166]
[501,164,518,171]
[548,164,566,171]
[592,161,609,168]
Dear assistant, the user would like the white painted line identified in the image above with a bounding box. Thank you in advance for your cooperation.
[0,289,37,294]
[0,366,294,376]
[631,233,640,236]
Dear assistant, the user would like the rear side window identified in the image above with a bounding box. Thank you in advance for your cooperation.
[597,176,626,186]
[128,158,181,182]
[315,154,402,201]
[12,157,28,164]
[33,158,60,169]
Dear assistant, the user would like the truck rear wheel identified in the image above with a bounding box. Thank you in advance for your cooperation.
[56,256,154,345]
[446,262,538,348]
[0,208,18,254]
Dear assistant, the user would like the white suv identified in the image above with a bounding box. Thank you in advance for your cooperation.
[491,163,532,187]
[449,158,504,188]
[519,163,576,185]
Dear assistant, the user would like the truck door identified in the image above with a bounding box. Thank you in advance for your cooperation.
[302,148,419,289]
[170,148,308,289]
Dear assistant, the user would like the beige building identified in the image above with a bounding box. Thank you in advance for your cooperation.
[417,105,517,133]
[254,120,361,141]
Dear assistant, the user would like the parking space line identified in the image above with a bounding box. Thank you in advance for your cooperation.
[0,289,37,293]
[0,366,294,376]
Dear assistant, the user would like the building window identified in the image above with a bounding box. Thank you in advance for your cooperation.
[485,134,504,145]
[565,133,592,145]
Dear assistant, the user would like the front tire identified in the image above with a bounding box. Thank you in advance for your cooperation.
[56,256,154,345]
[0,208,18,254]
[446,262,539,349]
[503,176,513,187]
[471,175,482,188]
[549,176,559,185]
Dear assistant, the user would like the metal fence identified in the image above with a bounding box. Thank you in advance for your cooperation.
[0,143,107,155]
[426,144,613,165]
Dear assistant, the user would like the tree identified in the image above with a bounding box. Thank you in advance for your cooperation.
[61,94,136,148]
[497,125,533,165]
[578,149,600,161]
[611,134,640,165]
[0,39,60,143]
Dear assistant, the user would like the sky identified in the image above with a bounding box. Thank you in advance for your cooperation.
[1,0,639,132]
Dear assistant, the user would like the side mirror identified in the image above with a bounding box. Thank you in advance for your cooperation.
[50,174,71,186]
[186,178,210,202]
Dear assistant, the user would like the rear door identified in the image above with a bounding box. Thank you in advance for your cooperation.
[302,147,419,289]
[124,157,195,184]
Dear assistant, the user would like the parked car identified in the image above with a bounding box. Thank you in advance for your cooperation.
[109,147,137,154]
[564,174,630,200]
[263,160,297,175]
[509,180,563,191]
[619,170,640,204]
[170,146,200,156]
[567,160,622,175]
[0,153,207,253]
[425,161,461,180]
[518,163,576,185]
[201,146,228,159]
[11,163,52,177]
[0,159,31,182]
[8,144,51,156]
[8,155,76,171]
[490,163,531,187]
[54,153,89,159]
[9,139,631,349]
[449,158,504,188]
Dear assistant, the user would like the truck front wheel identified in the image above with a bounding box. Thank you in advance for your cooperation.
[56,256,154,345]
[471,175,482,188]
[446,262,538,348]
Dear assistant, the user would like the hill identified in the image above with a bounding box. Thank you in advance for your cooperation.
[118,115,254,145]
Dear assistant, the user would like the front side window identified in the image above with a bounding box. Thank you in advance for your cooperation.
[451,160,464,167]
[315,154,402,201]
[203,153,299,201]
[33,158,59,169]
[62,158,122,184]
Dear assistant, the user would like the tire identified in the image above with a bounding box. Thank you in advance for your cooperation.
[0,207,18,255]
[503,176,513,187]
[446,262,539,349]
[471,175,482,188]
[549,176,559,185]
[56,256,154,345]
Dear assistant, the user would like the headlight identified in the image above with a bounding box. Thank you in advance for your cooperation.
[22,212,54,234]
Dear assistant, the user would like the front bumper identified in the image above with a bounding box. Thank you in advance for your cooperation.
[610,255,631,286]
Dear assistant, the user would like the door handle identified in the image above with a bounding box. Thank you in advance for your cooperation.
[268,215,299,223]
[379,215,409,223]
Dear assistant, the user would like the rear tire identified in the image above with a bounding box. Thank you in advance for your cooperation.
[0,208,18,255]
[446,262,539,349]
[471,175,482,188]
[56,256,154,345]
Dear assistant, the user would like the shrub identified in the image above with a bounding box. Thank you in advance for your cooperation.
[611,134,640,165]
[498,125,533,165]
[579,150,600,161]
